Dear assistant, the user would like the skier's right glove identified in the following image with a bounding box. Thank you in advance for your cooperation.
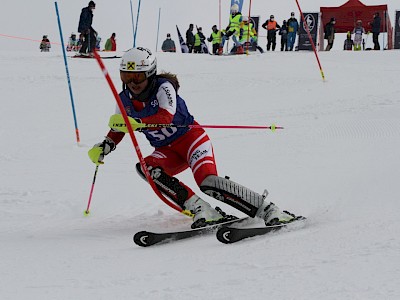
[88,137,116,165]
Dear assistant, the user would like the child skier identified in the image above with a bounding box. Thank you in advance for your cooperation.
[352,20,366,51]
[88,47,300,228]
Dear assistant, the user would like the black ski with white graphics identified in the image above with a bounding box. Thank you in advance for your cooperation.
[134,217,249,247]
[216,217,306,244]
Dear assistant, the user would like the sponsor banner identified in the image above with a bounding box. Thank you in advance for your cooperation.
[176,25,189,53]
[230,0,244,13]
[395,11,400,49]
[298,12,319,51]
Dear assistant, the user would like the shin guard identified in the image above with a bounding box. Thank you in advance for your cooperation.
[135,163,189,208]
[200,175,266,217]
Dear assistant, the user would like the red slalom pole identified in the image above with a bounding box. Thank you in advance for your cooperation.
[294,0,326,81]
[92,50,186,215]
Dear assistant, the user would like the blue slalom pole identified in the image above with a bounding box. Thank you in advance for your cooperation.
[54,1,80,143]
[130,0,135,48]
[156,8,161,51]
[133,0,142,47]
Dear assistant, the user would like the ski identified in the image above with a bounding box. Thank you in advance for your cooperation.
[133,217,249,247]
[216,217,306,244]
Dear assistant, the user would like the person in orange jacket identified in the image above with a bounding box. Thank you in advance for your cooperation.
[262,15,281,51]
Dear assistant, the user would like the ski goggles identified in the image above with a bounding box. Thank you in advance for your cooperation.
[120,71,147,85]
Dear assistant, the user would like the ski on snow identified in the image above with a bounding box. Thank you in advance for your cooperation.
[133,217,250,247]
[216,216,306,244]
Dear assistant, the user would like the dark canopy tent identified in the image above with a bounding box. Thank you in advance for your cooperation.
[319,0,393,49]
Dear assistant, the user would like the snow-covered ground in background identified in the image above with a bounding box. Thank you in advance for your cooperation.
[1,49,400,299]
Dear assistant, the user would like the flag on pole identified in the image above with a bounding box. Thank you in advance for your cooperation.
[176,25,189,53]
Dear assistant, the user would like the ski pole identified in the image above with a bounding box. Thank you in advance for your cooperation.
[84,165,99,215]
[141,123,282,130]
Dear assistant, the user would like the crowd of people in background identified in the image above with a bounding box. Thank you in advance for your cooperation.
[39,2,385,55]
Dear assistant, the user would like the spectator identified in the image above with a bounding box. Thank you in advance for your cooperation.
[207,25,224,55]
[369,12,381,50]
[66,33,78,51]
[343,32,354,50]
[287,12,299,51]
[104,33,117,51]
[279,20,288,51]
[39,35,51,52]
[240,16,264,53]
[186,24,195,53]
[220,4,244,55]
[324,17,336,51]
[352,20,365,51]
[95,36,101,51]
[161,33,176,52]
[262,15,281,51]
[78,1,97,56]
[193,27,206,53]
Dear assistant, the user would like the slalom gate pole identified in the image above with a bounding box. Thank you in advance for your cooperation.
[92,50,185,215]
[84,165,99,215]
[133,0,142,47]
[156,8,161,51]
[54,1,80,144]
[130,0,135,48]
[246,0,253,54]
[294,0,326,81]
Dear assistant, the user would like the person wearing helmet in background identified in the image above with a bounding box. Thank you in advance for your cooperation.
[279,20,289,51]
[39,35,51,52]
[240,16,264,53]
[352,20,365,51]
[262,15,281,51]
[220,4,244,55]
[207,25,224,55]
[343,31,354,51]
[287,12,299,51]
[88,47,300,229]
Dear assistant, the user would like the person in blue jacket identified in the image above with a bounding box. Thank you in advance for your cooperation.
[87,47,300,229]
[287,12,299,51]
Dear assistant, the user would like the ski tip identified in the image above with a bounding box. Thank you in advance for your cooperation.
[133,231,153,247]
[216,227,236,244]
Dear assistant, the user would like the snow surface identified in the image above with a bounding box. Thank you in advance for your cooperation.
[1,1,400,300]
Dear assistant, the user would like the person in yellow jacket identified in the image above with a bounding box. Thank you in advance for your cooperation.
[193,27,206,53]
[220,4,244,55]
[207,25,224,55]
[239,16,264,53]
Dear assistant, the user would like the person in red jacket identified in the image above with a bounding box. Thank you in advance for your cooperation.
[104,33,116,51]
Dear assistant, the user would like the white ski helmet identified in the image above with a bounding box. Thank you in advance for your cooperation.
[230,4,239,14]
[119,47,157,79]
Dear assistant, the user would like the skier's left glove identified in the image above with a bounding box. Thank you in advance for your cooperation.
[108,114,146,132]
[88,137,116,165]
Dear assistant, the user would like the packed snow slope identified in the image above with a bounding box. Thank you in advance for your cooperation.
[1,49,400,299]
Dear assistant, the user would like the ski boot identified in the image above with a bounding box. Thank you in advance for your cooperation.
[184,195,235,229]
[257,202,297,226]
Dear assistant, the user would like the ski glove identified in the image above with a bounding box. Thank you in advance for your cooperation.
[88,137,116,165]
[108,114,146,133]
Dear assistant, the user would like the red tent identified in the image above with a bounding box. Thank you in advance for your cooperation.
[319,0,393,49]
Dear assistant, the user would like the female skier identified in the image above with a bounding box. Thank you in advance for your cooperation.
[88,47,299,228]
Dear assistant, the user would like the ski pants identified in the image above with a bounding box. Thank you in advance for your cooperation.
[79,30,96,54]
[142,126,218,201]
[266,31,277,51]
[287,32,296,50]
